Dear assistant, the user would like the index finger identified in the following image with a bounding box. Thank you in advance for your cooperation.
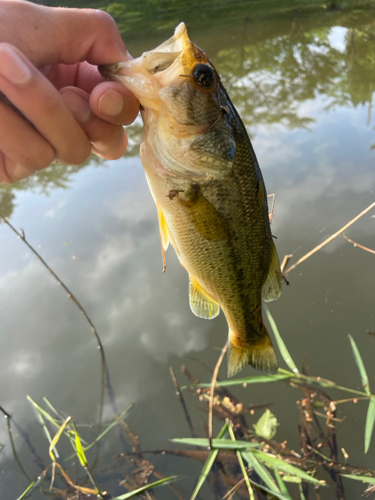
[0,2,129,67]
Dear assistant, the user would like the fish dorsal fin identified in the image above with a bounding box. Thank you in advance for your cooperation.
[178,184,227,242]
[157,205,170,251]
[189,276,220,319]
[262,239,282,302]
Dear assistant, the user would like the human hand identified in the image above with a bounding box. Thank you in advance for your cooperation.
[0,0,139,184]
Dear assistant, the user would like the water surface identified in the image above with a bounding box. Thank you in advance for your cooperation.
[1,1,375,498]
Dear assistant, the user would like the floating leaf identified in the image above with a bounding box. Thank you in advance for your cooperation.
[190,422,228,500]
[348,335,370,394]
[112,476,180,499]
[265,307,299,374]
[171,437,259,450]
[253,409,278,439]
[365,398,375,454]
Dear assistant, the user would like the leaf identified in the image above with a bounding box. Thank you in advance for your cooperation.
[228,421,254,500]
[27,395,62,429]
[112,476,180,499]
[274,472,293,499]
[246,478,291,500]
[265,307,299,374]
[365,398,375,454]
[171,438,259,450]
[185,373,292,389]
[49,416,72,461]
[72,421,88,467]
[253,450,324,485]
[16,480,36,500]
[298,483,306,500]
[348,335,370,394]
[242,450,280,494]
[84,405,131,452]
[341,473,375,485]
[253,409,278,439]
[190,422,228,500]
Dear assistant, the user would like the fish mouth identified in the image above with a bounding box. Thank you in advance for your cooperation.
[99,23,209,110]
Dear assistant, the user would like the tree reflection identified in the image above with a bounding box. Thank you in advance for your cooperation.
[3,1,375,217]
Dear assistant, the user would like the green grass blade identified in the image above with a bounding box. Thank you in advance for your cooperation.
[190,422,228,500]
[27,395,62,428]
[42,397,62,418]
[253,450,324,485]
[348,335,370,394]
[265,307,299,374]
[72,421,88,467]
[35,410,59,459]
[242,450,280,493]
[365,398,375,454]
[84,405,131,452]
[16,480,36,500]
[112,475,180,499]
[228,422,254,500]
[49,416,71,461]
[184,373,292,389]
[171,438,259,450]
[341,474,375,484]
[298,483,306,500]
[247,478,291,500]
[274,472,293,499]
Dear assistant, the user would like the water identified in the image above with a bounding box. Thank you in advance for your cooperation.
[1,1,375,498]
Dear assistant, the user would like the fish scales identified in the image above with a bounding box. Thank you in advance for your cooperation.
[100,23,282,376]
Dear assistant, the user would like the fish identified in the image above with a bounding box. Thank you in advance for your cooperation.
[100,23,282,376]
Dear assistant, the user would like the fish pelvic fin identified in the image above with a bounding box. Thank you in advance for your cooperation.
[262,239,282,302]
[228,328,278,377]
[189,276,220,319]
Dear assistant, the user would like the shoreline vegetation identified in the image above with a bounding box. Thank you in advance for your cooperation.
[2,197,375,500]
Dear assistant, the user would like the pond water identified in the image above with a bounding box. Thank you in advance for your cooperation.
[1,1,375,499]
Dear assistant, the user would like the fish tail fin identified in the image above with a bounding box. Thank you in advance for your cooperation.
[227,328,278,377]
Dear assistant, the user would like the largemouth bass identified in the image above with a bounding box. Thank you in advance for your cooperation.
[101,23,282,376]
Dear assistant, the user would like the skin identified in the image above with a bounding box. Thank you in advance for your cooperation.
[0,0,140,184]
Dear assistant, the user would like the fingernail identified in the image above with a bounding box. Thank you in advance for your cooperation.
[99,89,124,117]
[62,90,91,123]
[0,45,32,85]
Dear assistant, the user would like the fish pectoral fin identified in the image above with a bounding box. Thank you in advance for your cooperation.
[228,328,278,377]
[180,185,227,242]
[157,206,170,251]
[157,206,170,273]
[262,239,282,302]
[189,276,220,320]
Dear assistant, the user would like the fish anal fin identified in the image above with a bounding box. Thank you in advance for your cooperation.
[228,329,278,377]
[189,276,220,320]
[178,184,227,242]
[262,239,282,302]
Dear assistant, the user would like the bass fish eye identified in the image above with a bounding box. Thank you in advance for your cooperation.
[192,64,215,88]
